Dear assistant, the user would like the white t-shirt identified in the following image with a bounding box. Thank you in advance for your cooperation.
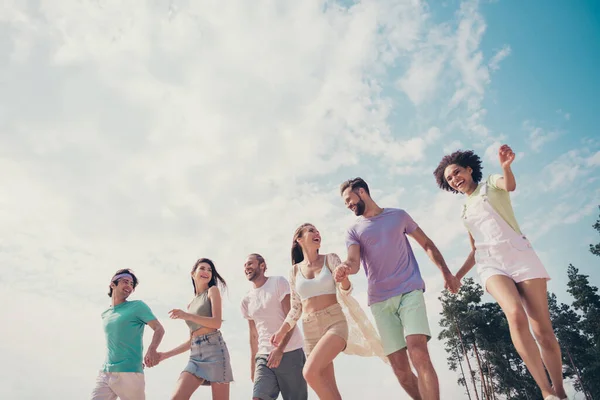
[240,276,304,355]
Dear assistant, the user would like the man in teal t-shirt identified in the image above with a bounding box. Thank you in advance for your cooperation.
[91,269,165,400]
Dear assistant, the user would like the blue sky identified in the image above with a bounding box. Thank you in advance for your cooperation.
[0,1,598,399]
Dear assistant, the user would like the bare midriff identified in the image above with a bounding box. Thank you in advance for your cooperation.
[191,326,218,338]
[302,293,338,314]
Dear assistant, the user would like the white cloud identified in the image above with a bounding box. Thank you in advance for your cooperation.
[586,150,600,167]
[397,28,451,105]
[484,140,502,164]
[443,140,464,153]
[1,1,589,399]
[540,150,600,191]
[488,44,511,71]
[523,120,560,152]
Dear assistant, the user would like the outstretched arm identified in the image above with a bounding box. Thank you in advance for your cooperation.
[334,244,361,283]
[168,286,223,329]
[158,336,192,362]
[144,319,165,367]
[495,144,516,192]
[456,233,477,281]
[408,227,461,293]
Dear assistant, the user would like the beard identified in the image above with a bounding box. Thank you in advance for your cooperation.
[246,270,258,281]
[354,199,366,216]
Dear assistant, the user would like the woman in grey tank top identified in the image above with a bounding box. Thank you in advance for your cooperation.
[157,258,234,399]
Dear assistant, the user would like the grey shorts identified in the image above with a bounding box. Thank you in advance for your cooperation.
[253,348,307,400]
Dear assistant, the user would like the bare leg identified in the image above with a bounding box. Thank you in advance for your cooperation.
[486,275,555,398]
[518,279,567,399]
[387,348,422,400]
[171,372,204,400]
[302,333,346,400]
[322,361,340,396]
[406,335,439,400]
[210,382,230,400]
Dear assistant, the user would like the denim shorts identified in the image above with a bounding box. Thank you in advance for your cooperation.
[183,331,234,385]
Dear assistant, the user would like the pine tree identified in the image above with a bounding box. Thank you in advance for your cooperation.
[589,206,600,256]
[547,292,593,398]
[439,279,539,399]
[567,265,600,346]
[566,265,600,398]
[439,279,483,399]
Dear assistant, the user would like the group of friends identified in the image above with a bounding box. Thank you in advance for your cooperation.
[90,145,569,400]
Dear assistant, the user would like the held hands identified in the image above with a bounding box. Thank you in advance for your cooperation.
[168,309,190,320]
[144,349,160,368]
[498,144,515,169]
[443,272,462,294]
[334,264,351,283]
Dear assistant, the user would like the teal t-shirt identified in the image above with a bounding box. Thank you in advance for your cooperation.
[101,300,156,373]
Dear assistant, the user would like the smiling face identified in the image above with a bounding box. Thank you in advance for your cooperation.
[444,163,475,194]
[111,277,134,300]
[192,262,213,285]
[243,255,264,282]
[297,224,322,252]
[342,187,366,216]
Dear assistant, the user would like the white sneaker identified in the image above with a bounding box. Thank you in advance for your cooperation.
[544,396,560,400]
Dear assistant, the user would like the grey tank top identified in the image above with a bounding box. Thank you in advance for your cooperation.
[186,289,212,332]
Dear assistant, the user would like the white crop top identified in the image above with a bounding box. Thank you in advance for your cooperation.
[295,260,337,300]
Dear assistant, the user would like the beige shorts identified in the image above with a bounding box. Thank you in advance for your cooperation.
[301,303,348,356]
[91,371,145,400]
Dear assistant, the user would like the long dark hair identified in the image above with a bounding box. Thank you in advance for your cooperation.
[291,223,315,265]
[191,258,227,294]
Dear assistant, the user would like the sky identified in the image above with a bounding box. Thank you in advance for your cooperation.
[1,0,599,399]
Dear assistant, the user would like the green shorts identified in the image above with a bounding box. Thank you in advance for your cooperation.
[370,290,431,356]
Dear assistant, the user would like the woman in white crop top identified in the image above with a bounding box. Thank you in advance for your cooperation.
[271,223,386,400]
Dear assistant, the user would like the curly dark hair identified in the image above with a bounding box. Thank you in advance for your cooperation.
[433,150,483,193]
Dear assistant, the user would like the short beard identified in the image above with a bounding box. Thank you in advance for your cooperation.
[354,199,366,216]
[247,270,260,281]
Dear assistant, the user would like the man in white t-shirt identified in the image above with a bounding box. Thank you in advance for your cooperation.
[241,253,307,400]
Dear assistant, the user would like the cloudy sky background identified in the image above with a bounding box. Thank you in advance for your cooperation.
[1,0,599,399]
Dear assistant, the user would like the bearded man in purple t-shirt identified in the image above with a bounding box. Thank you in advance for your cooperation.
[334,177,461,400]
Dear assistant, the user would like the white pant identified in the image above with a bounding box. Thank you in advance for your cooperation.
[91,371,145,400]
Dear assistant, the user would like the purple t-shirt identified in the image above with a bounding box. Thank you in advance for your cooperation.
[345,208,425,306]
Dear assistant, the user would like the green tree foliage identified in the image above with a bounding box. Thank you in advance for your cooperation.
[589,207,600,257]
[547,293,593,396]
[565,265,600,398]
[439,279,538,399]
